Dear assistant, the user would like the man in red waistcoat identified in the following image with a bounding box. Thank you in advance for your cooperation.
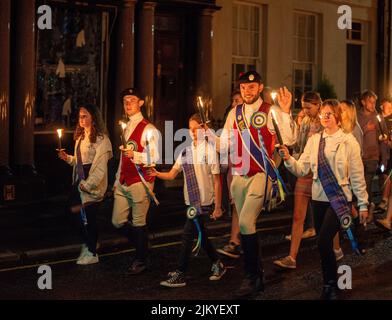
[112,88,159,275]
[208,71,295,297]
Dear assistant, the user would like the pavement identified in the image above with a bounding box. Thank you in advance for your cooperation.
[0,187,293,269]
[0,218,391,300]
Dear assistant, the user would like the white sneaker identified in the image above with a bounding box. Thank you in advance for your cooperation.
[77,245,89,260]
[334,248,344,262]
[76,251,99,265]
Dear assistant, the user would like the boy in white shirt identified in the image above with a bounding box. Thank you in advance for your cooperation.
[149,114,226,287]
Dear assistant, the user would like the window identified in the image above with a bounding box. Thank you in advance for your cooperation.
[35,4,110,132]
[293,12,318,108]
[232,2,262,90]
[347,22,362,42]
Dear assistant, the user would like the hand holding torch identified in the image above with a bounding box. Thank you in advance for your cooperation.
[119,121,127,149]
[376,114,388,141]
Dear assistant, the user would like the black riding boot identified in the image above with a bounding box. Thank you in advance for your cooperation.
[128,225,148,275]
[120,222,134,244]
[320,281,340,300]
[237,233,264,298]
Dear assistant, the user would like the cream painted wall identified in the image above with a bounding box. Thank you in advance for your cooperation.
[212,0,378,121]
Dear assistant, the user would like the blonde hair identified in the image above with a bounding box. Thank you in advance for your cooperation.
[339,100,357,133]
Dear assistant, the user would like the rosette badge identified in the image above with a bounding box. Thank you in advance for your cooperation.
[186,206,198,220]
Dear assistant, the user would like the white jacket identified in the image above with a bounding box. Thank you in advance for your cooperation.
[67,134,113,204]
[284,130,369,211]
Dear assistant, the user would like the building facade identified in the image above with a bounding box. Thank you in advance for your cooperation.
[212,0,391,115]
[0,0,391,203]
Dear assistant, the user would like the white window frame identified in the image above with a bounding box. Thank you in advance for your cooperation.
[292,11,318,108]
[231,1,262,90]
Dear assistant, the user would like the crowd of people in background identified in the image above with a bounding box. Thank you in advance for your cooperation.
[58,70,392,301]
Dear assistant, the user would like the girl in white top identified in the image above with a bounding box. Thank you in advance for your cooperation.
[58,104,112,265]
[279,99,368,300]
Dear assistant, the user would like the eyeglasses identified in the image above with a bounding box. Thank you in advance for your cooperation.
[319,112,335,119]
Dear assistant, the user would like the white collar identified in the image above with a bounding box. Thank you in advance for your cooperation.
[323,128,344,139]
[245,97,263,112]
[128,112,143,124]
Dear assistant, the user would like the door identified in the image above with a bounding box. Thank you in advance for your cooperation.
[154,14,186,134]
[346,44,362,99]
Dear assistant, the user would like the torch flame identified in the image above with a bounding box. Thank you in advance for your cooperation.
[198,96,204,108]
[271,91,278,101]
[120,121,127,130]
[57,129,63,138]
[377,115,382,122]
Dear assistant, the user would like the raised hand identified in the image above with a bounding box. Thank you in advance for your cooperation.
[277,86,292,113]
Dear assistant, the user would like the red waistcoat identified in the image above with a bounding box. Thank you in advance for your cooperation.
[119,119,155,186]
[232,102,275,177]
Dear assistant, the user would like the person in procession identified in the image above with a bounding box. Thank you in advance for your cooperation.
[278,99,368,300]
[207,70,297,297]
[58,103,113,265]
[149,114,226,287]
[111,88,160,275]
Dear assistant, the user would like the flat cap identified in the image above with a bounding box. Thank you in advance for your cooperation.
[238,71,262,84]
[120,87,144,102]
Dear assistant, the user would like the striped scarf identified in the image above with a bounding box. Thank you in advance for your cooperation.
[317,135,360,254]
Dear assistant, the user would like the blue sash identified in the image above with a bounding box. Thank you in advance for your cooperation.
[181,147,205,255]
[317,136,360,254]
[235,105,287,208]
[75,139,88,226]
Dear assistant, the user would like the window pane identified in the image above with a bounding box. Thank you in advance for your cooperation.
[232,4,262,86]
[298,15,307,37]
[298,38,307,61]
[248,64,256,71]
[352,22,362,32]
[293,37,298,60]
[235,64,246,78]
[239,31,251,56]
[251,7,259,31]
[294,69,303,86]
[307,15,315,38]
[305,68,312,86]
[233,4,238,28]
[239,5,248,30]
[232,31,238,55]
[352,31,361,40]
[252,32,259,56]
[308,39,315,62]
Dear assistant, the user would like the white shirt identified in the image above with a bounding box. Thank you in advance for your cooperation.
[78,136,98,165]
[114,112,160,186]
[174,141,220,206]
[285,129,369,211]
[218,97,297,174]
